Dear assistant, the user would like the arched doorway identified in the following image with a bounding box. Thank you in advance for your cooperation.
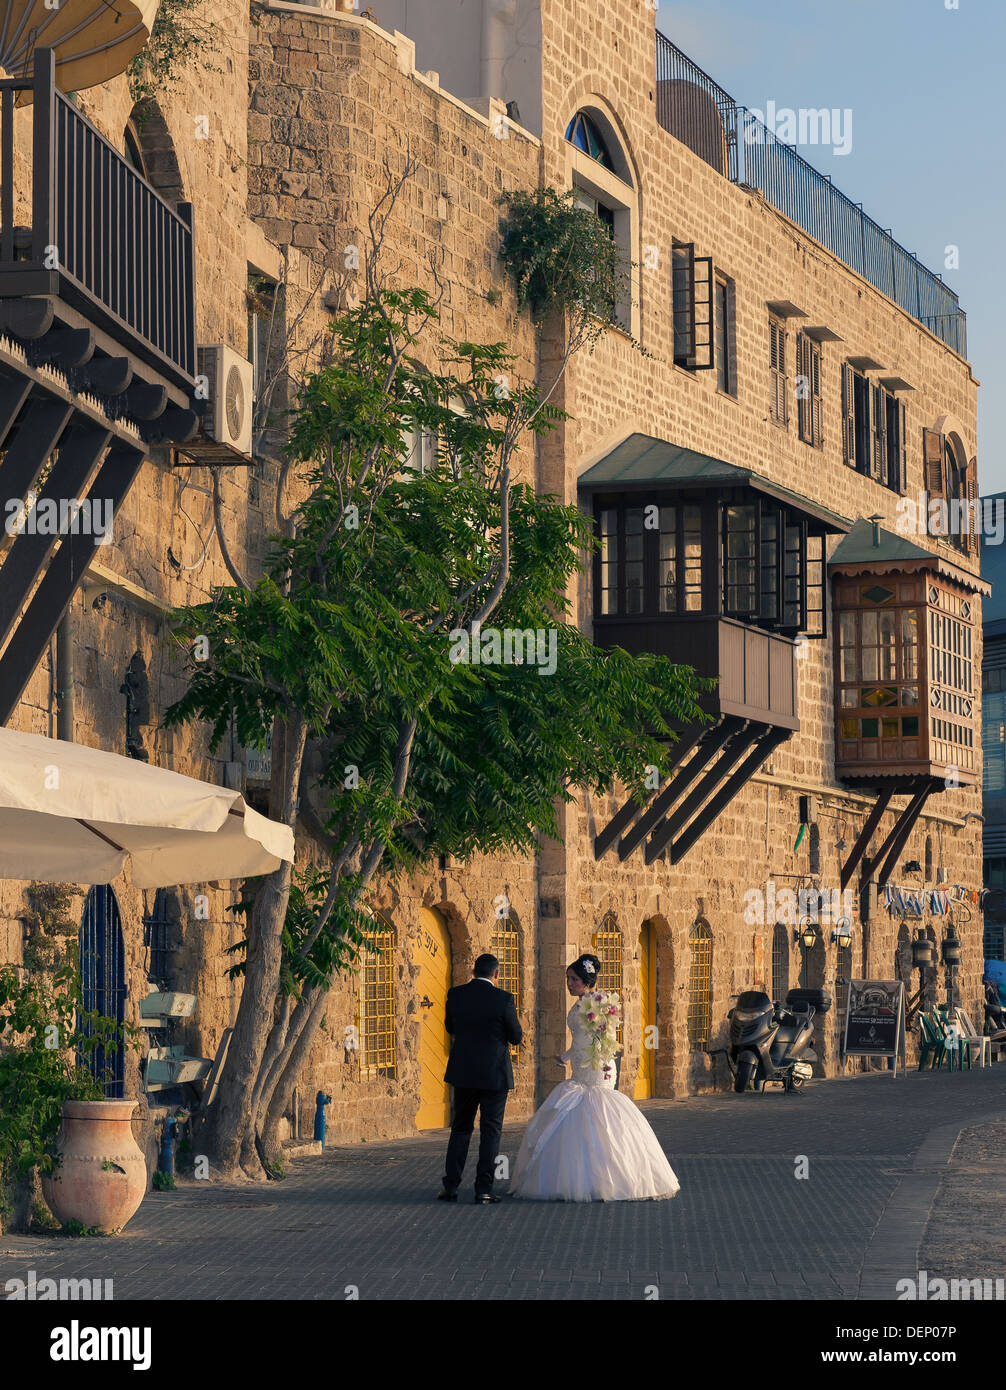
[634,920,657,1098]
[413,907,452,1129]
[79,886,126,1098]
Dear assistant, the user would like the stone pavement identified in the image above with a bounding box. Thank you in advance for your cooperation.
[3,1066,1006,1301]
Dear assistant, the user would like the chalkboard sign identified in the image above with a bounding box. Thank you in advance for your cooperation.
[842,979,906,1077]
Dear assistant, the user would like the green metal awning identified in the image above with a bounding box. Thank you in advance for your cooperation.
[577,433,851,532]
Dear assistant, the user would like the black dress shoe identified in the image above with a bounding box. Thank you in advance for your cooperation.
[474,1193,501,1205]
[437,1189,458,1201]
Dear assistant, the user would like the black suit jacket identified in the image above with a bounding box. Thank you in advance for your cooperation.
[444,979,523,1091]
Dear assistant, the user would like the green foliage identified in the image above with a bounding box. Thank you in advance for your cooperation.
[497,186,628,334]
[165,281,710,999]
[21,883,79,976]
[60,1218,109,1238]
[127,0,218,113]
[152,1169,176,1191]
[0,965,136,1188]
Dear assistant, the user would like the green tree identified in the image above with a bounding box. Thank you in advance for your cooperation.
[166,171,709,1177]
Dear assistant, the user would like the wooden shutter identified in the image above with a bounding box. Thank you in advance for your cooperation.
[672,241,696,367]
[967,455,979,555]
[841,362,855,468]
[871,383,885,482]
[924,428,945,499]
[796,332,808,441]
[692,256,714,370]
[770,319,787,425]
[898,400,907,496]
[811,341,823,448]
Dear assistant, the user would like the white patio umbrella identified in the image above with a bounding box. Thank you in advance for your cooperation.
[0,726,294,888]
[0,0,160,96]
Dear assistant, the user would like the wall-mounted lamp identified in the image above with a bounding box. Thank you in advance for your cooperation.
[831,918,853,950]
[795,919,821,950]
[903,860,922,875]
[911,928,935,969]
[941,927,962,968]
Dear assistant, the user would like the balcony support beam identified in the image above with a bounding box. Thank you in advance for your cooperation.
[0,440,145,725]
[0,423,111,652]
[871,782,933,890]
[666,724,790,865]
[644,720,760,864]
[839,785,894,890]
[617,718,740,862]
[0,396,73,502]
[596,721,706,859]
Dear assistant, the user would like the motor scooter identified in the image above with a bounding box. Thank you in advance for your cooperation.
[727,987,831,1093]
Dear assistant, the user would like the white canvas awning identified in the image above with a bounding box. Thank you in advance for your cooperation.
[0,727,294,888]
[0,0,160,96]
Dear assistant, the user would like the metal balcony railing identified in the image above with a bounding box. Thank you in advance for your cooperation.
[0,50,196,386]
[655,30,967,358]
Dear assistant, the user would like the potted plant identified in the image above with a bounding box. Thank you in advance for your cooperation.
[0,962,141,1234]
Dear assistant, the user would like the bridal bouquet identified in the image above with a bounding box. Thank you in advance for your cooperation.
[580,991,620,1071]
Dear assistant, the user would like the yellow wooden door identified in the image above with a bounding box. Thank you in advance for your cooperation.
[413,908,452,1129]
[634,921,657,1099]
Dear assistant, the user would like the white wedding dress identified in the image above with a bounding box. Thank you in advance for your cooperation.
[510,998,681,1202]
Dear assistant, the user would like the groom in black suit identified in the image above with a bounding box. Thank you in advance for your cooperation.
[439,953,523,1205]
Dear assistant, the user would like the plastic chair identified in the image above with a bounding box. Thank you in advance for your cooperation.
[953,1009,991,1068]
[917,1013,950,1070]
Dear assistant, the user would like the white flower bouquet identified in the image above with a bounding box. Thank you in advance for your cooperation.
[579,990,620,1071]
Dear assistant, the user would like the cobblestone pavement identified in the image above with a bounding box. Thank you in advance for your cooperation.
[917,1118,1006,1290]
[3,1067,1006,1301]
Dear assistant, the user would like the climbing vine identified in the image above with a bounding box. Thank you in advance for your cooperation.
[127,0,219,113]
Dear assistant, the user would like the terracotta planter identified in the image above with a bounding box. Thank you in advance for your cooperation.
[42,1100,147,1234]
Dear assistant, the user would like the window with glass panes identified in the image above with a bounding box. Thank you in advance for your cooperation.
[835,579,922,768]
[358,918,397,1079]
[927,584,975,773]
[687,918,713,1048]
[722,502,823,634]
[592,914,624,1045]
[715,273,734,395]
[491,917,521,1057]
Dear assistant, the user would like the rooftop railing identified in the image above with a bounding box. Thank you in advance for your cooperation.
[0,50,196,387]
[655,30,967,358]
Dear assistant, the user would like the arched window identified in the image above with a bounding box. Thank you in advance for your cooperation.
[566,111,615,169]
[945,441,968,554]
[592,912,624,1044]
[687,918,713,1048]
[80,886,126,1098]
[123,123,146,178]
[359,916,397,1079]
[925,835,933,882]
[771,922,789,1003]
[491,911,521,1056]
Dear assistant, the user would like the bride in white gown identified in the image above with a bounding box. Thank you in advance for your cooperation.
[510,953,680,1202]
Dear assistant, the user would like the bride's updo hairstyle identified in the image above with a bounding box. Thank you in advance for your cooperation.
[568,952,602,986]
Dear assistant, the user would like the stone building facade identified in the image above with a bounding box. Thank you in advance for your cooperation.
[0,0,986,1158]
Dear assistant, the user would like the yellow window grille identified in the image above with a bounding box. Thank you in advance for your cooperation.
[491,917,521,1056]
[592,914,624,1045]
[358,918,397,1080]
[687,917,713,1048]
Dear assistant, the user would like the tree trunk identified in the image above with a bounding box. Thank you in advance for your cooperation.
[196,712,307,1179]
[259,983,328,1161]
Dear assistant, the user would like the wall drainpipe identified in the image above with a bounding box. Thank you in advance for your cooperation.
[56,607,73,742]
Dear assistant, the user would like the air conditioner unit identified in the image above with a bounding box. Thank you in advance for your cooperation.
[196,344,254,455]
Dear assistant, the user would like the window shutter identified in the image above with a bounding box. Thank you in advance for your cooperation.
[672,241,696,367]
[692,256,714,370]
[898,400,907,495]
[966,456,979,555]
[841,362,855,467]
[924,428,946,499]
[796,332,808,441]
[871,383,885,482]
[811,342,823,448]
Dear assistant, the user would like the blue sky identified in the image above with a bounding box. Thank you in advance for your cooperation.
[662,0,1004,489]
